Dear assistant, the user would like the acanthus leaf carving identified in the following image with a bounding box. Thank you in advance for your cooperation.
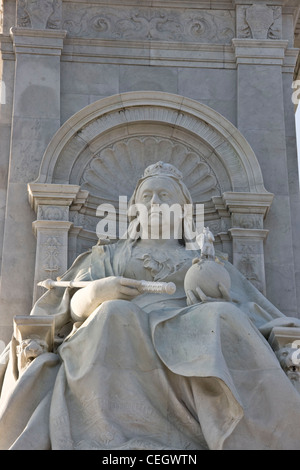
[237,4,282,40]
[17,0,62,29]
[61,6,234,44]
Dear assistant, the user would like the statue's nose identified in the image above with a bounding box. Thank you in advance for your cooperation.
[151,193,160,204]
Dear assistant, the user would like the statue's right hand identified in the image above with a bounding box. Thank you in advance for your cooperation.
[70,276,142,322]
[89,276,141,303]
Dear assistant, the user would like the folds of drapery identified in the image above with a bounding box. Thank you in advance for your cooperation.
[1,240,300,450]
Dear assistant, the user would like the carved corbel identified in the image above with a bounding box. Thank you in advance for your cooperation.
[13,315,55,377]
[268,326,300,393]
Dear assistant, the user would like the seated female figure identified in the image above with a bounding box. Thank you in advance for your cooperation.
[1,162,300,450]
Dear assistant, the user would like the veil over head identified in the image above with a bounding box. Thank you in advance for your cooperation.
[128,161,193,209]
[126,161,197,247]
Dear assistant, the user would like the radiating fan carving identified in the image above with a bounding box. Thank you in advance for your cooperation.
[80,136,220,204]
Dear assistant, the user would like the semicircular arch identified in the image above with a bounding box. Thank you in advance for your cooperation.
[33,91,272,220]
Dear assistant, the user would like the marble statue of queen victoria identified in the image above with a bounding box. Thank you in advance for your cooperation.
[1,161,300,450]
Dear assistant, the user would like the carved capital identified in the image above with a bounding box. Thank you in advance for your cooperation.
[236,3,282,40]
[28,183,89,301]
[17,0,62,29]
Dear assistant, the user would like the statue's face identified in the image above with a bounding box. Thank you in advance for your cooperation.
[136,176,183,206]
[135,176,185,239]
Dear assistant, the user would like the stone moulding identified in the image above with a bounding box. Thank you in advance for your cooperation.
[27,182,88,212]
[10,26,67,56]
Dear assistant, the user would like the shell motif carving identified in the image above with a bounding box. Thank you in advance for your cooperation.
[80,137,220,204]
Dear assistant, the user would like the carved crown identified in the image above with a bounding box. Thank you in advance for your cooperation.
[143,161,183,180]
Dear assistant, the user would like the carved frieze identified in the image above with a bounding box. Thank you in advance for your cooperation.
[231,213,263,229]
[38,204,69,221]
[237,4,282,40]
[69,211,97,232]
[207,218,230,236]
[61,5,234,43]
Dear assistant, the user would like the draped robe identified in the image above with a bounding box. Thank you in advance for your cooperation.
[1,240,300,450]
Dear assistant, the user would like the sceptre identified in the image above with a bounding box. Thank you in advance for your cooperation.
[38,279,176,295]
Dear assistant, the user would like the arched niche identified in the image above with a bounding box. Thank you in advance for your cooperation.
[28,91,273,299]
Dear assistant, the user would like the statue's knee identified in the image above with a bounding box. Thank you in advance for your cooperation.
[99,299,137,319]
